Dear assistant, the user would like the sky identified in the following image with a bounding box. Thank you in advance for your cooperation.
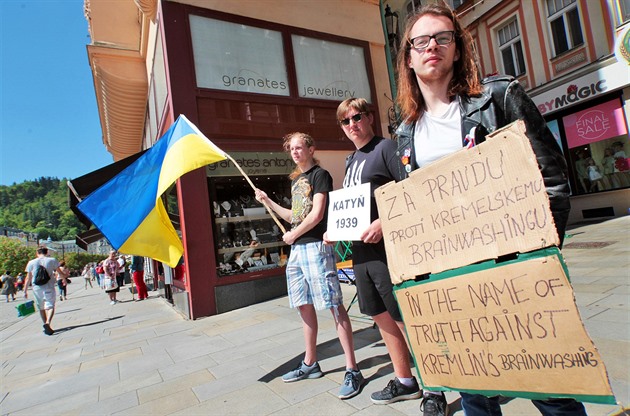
[0,0,114,186]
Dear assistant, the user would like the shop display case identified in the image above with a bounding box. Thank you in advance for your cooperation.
[209,175,292,277]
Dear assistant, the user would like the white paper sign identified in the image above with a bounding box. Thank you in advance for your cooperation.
[326,183,371,241]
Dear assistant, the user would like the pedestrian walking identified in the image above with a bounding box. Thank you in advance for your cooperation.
[15,272,25,292]
[103,250,120,304]
[56,260,70,301]
[82,264,93,289]
[24,246,64,335]
[116,255,126,288]
[95,261,104,287]
[130,256,148,301]
[1,271,17,302]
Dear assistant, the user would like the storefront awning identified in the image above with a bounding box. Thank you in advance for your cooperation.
[68,151,146,249]
[75,228,105,251]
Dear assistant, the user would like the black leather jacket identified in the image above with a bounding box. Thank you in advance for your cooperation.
[395,75,571,242]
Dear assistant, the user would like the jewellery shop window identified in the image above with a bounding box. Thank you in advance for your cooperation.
[210,175,292,277]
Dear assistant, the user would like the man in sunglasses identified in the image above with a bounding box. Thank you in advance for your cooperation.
[394,3,582,416]
[329,97,422,405]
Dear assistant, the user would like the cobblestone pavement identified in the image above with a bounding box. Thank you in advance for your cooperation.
[0,217,628,415]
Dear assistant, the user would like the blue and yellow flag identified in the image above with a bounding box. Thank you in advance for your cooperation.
[78,115,226,266]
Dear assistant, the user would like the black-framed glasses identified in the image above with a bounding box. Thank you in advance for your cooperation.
[409,30,455,51]
[339,112,367,126]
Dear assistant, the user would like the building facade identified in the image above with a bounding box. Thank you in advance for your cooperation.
[82,0,629,319]
[83,0,395,319]
[423,0,629,223]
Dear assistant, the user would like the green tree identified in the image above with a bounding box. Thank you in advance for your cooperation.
[64,252,104,274]
[0,177,86,241]
[0,237,34,276]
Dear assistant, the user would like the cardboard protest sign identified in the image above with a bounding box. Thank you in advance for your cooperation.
[375,121,560,283]
[327,183,371,241]
[395,248,615,404]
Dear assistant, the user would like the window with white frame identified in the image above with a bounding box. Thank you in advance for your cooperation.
[546,0,584,56]
[406,0,422,15]
[498,19,526,77]
[618,0,630,25]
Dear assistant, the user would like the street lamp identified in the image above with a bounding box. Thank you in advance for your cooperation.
[383,4,401,138]
[384,4,399,56]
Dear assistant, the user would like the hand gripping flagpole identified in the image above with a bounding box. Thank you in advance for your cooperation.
[223,153,287,234]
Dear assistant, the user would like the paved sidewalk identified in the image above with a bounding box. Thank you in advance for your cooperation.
[0,217,628,416]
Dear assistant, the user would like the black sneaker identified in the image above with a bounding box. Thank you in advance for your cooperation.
[370,377,422,404]
[421,392,447,416]
[43,323,54,336]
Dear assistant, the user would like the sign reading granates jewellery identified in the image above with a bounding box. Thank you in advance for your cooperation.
[375,121,615,404]
[189,15,372,102]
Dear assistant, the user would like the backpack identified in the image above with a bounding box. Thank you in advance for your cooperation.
[33,262,51,286]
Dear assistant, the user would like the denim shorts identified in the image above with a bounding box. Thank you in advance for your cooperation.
[285,241,343,310]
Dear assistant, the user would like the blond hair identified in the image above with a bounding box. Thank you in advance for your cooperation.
[283,132,320,180]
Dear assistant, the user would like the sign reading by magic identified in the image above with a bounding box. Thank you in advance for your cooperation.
[189,15,290,96]
[326,183,371,241]
[394,249,615,404]
[375,121,560,283]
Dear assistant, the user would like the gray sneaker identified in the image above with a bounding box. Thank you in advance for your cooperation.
[282,361,323,382]
[338,369,364,399]
[370,377,421,404]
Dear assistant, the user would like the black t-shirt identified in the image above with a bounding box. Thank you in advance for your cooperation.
[343,136,404,224]
[291,165,333,245]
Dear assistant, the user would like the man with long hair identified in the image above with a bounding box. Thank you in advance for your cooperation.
[394,3,582,416]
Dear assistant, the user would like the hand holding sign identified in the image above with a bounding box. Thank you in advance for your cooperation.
[326,183,371,241]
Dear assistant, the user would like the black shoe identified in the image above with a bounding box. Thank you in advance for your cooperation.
[421,392,448,416]
[43,323,54,335]
[370,377,421,404]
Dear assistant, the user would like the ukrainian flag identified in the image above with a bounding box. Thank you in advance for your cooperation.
[78,115,226,266]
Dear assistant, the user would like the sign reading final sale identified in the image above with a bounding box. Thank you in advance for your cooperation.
[375,121,560,283]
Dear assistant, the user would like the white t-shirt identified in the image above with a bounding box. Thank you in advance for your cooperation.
[26,256,60,288]
[413,100,462,168]
[117,257,126,274]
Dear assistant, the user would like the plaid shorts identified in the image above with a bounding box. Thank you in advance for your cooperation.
[285,241,343,310]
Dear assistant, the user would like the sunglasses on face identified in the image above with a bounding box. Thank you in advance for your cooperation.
[339,112,367,126]
[408,30,455,51]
